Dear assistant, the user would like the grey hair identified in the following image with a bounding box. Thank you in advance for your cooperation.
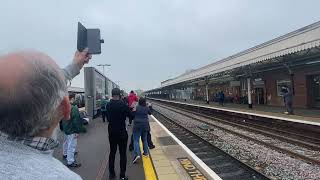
[0,58,67,137]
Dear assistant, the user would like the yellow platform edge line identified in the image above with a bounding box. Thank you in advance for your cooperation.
[139,140,158,180]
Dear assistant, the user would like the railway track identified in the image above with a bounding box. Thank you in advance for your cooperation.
[152,99,320,146]
[150,99,320,166]
[152,110,269,180]
[176,100,319,146]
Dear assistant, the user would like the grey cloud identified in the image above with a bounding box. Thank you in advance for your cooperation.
[1,0,320,91]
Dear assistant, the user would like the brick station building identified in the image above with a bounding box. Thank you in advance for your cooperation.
[147,21,320,109]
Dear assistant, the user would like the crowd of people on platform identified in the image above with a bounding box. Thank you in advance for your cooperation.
[102,89,155,180]
[206,87,294,114]
[0,47,157,180]
[60,87,155,180]
[0,42,299,180]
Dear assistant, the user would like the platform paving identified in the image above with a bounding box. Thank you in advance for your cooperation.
[149,115,216,180]
[53,117,145,180]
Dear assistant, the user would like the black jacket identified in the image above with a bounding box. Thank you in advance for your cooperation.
[106,99,131,135]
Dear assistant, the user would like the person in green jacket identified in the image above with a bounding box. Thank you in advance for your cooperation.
[101,95,109,123]
[62,93,82,168]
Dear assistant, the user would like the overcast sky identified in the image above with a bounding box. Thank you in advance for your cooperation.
[1,1,320,92]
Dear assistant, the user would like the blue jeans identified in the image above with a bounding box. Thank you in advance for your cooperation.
[63,134,77,165]
[133,128,149,156]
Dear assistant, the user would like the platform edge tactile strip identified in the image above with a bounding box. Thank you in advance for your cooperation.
[149,115,223,180]
[148,119,188,179]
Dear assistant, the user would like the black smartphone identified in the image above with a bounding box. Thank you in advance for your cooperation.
[77,22,104,54]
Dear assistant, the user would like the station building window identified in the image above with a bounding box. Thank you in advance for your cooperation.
[308,74,320,108]
[240,79,248,96]
[276,80,291,96]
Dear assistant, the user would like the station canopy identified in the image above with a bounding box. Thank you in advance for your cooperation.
[161,21,320,88]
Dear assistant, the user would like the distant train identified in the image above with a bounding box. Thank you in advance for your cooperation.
[67,67,120,117]
[84,67,120,117]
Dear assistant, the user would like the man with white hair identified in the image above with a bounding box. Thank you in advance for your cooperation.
[0,49,91,180]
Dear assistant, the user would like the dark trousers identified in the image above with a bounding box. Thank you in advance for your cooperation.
[147,131,153,146]
[129,108,134,124]
[108,130,128,178]
[286,102,293,114]
[129,131,153,148]
[219,99,224,106]
[101,111,107,122]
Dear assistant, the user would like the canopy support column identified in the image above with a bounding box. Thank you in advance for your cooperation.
[247,77,252,109]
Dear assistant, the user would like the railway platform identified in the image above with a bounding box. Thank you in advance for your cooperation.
[53,117,145,180]
[150,98,320,126]
[148,115,221,180]
[53,115,220,180]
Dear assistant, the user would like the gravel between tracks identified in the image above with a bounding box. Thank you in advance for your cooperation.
[154,104,320,180]
[162,104,320,160]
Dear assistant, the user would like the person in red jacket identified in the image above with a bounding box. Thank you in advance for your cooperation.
[127,90,138,126]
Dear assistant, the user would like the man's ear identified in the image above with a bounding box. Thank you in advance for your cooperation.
[60,96,71,120]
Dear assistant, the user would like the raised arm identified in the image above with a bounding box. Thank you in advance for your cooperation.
[62,63,81,82]
[62,48,92,83]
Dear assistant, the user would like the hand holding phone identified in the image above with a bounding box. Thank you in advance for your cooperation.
[77,22,104,54]
[73,48,92,69]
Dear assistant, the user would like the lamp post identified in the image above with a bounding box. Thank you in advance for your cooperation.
[97,64,111,76]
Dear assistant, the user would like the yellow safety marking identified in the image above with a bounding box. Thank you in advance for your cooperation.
[139,140,158,180]
[178,158,207,180]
